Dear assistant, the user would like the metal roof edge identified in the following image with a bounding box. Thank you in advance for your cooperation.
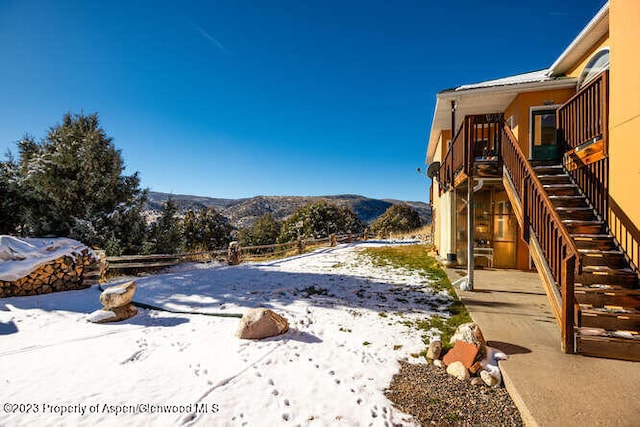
[548,2,610,76]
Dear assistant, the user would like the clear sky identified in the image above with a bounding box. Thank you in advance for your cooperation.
[0,0,606,202]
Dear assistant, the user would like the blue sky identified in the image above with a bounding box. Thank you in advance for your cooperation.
[0,0,606,202]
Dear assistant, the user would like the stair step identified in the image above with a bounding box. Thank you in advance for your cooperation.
[538,174,572,184]
[572,234,618,250]
[530,159,561,167]
[533,164,565,175]
[577,266,639,286]
[575,285,640,309]
[556,207,597,221]
[578,249,627,268]
[543,184,580,196]
[579,307,640,331]
[563,220,604,234]
[575,331,640,361]
[549,195,588,208]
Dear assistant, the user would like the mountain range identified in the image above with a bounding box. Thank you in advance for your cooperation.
[145,192,430,229]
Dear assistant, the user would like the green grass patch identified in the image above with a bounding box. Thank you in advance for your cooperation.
[361,245,452,295]
[362,244,472,352]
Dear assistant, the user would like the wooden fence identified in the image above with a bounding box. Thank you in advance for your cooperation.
[102,233,362,278]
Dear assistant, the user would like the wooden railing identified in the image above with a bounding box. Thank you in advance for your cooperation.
[501,124,581,352]
[558,71,609,222]
[438,114,504,190]
[439,123,465,191]
[466,114,504,174]
[609,197,640,273]
[557,71,609,152]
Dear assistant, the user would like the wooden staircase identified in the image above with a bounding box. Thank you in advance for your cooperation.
[532,160,640,361]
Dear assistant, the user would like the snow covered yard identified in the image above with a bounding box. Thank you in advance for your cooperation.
[0,241,452,426]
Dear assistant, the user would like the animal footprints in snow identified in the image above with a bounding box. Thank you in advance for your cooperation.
[189,363,208,377]
[121,339,148,364]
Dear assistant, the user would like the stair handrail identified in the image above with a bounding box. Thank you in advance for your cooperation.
[501,123,582,352]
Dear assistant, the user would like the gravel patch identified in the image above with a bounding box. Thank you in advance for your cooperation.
[385,361,523,426]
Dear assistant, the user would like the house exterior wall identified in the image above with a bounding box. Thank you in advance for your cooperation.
[608,0,640,252]
[504,88,575,158]
[438,190,454,260]
[432,130,457,259]
[566,33,610,79]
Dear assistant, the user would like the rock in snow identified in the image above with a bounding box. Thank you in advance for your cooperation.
[88,304,138,324]
[235,308,289,339]
[89,281,138,323]
[100,280,137,309]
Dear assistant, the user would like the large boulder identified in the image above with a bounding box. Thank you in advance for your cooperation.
[88,304,138,323]
[100,281,136,309]
[236,308,289,340]
[449,322,487,358]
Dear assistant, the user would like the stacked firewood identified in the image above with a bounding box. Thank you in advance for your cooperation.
[0,249,98,298]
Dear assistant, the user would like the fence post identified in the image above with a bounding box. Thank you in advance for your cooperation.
[330,234,337,247]
[297,238,306,254]
[228,241,241,265]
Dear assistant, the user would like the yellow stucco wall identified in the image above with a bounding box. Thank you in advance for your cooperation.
[440,129,452,160]
[430,129,456,258]
[503,88,576,157]
[431,133,443,252]
[609,0,640,234]
[566,33,610,79]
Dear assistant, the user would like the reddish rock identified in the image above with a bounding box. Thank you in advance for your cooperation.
[442,340,480,369]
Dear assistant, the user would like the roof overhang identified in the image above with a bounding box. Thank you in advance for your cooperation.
[548,2,609,76]
[426,75,577,164]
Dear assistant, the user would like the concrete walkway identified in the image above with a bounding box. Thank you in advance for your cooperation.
[446,267,640,427]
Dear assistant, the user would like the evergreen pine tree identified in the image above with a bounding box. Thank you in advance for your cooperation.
[8,112,147,252]
[278,200,363,243]
[148,197,183,254]
[182,207,231,251]
[370,204,423,236]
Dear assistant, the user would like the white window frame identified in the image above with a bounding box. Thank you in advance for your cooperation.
[578,47,610,89]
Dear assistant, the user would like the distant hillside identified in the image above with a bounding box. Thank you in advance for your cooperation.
[145,192,430,228]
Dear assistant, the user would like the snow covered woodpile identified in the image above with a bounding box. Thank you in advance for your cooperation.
[0,236,100,298]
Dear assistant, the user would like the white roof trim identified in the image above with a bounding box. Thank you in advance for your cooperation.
[548,2,609,76]
[426,75,577,164]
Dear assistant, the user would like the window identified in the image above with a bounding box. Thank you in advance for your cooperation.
[578,48,609,88]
